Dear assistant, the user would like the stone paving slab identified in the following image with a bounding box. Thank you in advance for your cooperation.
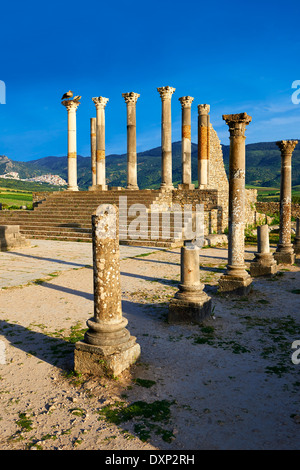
[0,239,164,288]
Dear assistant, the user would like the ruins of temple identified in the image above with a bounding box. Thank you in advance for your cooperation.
[0,87,261,246]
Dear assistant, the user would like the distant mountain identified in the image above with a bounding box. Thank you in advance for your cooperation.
[1,140,300,190]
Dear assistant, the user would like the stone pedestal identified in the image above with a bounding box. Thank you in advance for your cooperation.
[273,140,298,265]
[250,224,277,277]
[91,97,109,191]
[198,104,210,188]
[168,245,212,324]
[294,218,300,255]
[74,204,140,377]
[62,98,80,191]
[89,117,97,190]
[157,86,175,190]
[218,113,252,295]
[179,96,194,189]
[122,92,140,190]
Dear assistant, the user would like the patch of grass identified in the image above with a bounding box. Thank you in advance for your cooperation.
[133,378,156,388]
[98,399,175,443]
[16,412,33,432]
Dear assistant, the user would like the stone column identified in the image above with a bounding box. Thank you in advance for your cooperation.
[168,244,212,324]
[92,97,109,190]
[122,92,140,190]
[90,117,97,188]
[273,140,298,265]
[62,99,80,191]
[157,86,176,190]
[178,96,195,190]
[218,112,252,295]
[250,224,277,277]
[198,104,210,188]
[294,218,300,255]
[74,204,141,377]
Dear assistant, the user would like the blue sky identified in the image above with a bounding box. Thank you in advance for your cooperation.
[0,0,300,161]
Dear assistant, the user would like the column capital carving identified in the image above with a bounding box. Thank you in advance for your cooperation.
[92,96,109,108]
[157,86,176,100]
[122,92,140,104]
[276,140,298,155]
[198,104,210,115]
[222,112,252,137]
[62,99,80,111]
[179,96,194,108]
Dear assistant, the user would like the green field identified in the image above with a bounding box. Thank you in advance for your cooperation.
[246,185,300,202]
[0,189,33,209]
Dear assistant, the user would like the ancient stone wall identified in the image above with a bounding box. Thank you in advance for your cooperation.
[256,201,300,219]
[207,124,229,192]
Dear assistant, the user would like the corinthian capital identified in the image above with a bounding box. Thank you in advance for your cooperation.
[222,112,252,137]
[198,104,210,115]
[276,140,298,155]
[179,96,194,108]
[157,86,176,100]
[61,99,80,111]
[122,92,140,104]
[92,96,109,108]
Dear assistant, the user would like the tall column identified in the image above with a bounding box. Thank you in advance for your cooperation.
[92,97,109,190]
[218,112,252,295]
[90,117,96,188]
[250,224,277,277]
[197,104,210,188]
[74,204,141,377]
[122,92,140,190]
[157,86,176,190]
[178,96,195,190]
[62,99,80,191]
[273,140,298,264]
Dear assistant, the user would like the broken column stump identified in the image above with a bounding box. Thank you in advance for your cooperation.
[250,224,277,277]
[0,225,30,251]
[168,244,212,324]
[74,204,141,377]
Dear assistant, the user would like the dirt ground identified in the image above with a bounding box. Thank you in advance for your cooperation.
[0,240,300,450]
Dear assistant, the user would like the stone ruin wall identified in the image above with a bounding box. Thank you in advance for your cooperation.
[256,201,300,219]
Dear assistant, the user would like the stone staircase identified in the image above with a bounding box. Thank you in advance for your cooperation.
[0,190,191,247]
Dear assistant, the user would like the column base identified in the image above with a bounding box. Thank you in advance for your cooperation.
[218,273,252,296]
[168,286,212,324]
[273,245,295,265]
[177,183,195,190]
[126,185,139,190]
[74,337,141,377]
[250,253,278,277]
[197,184,207,190]
[67,186,79,191]
[88,184,108,191]
[160,184,174,191]
[108,186,125,191]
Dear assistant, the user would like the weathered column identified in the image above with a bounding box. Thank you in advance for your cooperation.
[250,224,277,277]
[218,112,252,295]
[157,86,176,190]
[178,96,195,190]
[90,117,97,188]
[61,98,80,191]
[273,140,298,265]
[294,218,300,255]
[92,97,109,190]
[74,204,141,377]
[122,92,140,190]
[197,104,210,188]
[168,244,212,324]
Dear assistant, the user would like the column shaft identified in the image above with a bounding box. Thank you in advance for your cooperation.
[157,86,175,190]
[92,97,109,190]
[62,99,80,191]
[178,96,194,189]
[122,92,140,190]
[198,105,210,188]
[90,118,96,187]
